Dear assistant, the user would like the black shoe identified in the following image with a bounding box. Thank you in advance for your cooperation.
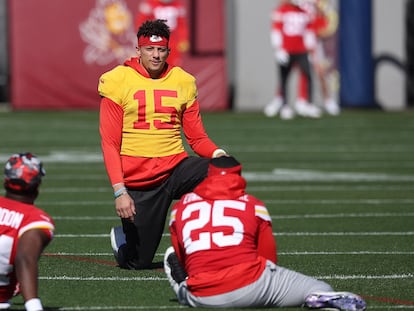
[164,246,188,294]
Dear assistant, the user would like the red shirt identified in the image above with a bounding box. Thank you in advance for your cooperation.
[0,197,54,302]
[169,172,277,296]
[271,2,315,53]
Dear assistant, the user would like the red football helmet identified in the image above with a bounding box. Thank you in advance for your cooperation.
[4,152,45,194]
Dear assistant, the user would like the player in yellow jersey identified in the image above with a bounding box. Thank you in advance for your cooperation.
[98,19,228,269]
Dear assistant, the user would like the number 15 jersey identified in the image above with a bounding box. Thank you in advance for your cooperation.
[98,58,219,188]
[99,59,197,157]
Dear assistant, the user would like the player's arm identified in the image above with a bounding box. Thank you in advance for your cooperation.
[15,229,51,311]
[254,201,277,263]
[100,97,135,221]
[99,97,124,186]
[257,221,277,263]
[182,100,225,158]
[257,222,277,263]
[271,10,289,64]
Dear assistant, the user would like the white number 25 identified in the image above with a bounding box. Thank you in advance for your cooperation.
[181,200,245,254]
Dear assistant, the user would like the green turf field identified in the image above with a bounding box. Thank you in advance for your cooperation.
[0,109,413,310]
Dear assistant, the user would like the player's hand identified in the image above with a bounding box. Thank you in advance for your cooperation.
[275,49,289,65]
[212,149,228,158]
[115,193,135,222]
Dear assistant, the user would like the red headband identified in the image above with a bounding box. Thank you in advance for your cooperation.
[138,35,169,47]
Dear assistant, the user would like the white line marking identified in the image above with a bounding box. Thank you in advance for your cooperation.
[56,306,414,310]
[367,307,414,309]
[50,212,414,221]
[59,306,186,310]
[39,198,414,206]
[39,274,413,281]
[248,185,414,191]
[40,276,165,281]
[53,232,414,238]
[52,216,118,220]
[272,212,414,219]
[320,274,413,280]
[265,199,414,205]
[46,251,414,256]
[2,150,413,182]
[42,184,414,192]
[274,232,414,236]
[278,251,414,255]
[244,169,414,182]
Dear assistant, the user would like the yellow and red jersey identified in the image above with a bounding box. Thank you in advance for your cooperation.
[98,58,218,188]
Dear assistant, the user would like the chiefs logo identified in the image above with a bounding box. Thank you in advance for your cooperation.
[150,35,163,43]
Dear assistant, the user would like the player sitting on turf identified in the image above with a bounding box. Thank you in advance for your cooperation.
[164,156,366,310]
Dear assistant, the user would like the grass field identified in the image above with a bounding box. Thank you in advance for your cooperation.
[0,109,413,310]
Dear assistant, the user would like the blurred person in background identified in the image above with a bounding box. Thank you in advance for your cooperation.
[98,19,227,270]
[135,0,189,67]
[0,153,54,311]
[164,156,366,310]
[296,0,340,116]
[264,0,320,119]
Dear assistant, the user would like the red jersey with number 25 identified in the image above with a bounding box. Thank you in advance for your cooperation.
[169,172,277,297]
[0,197,54,302]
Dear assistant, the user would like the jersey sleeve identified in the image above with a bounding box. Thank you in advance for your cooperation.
[98,66,126,104]
[182,100,219,158]
[254,202,277,263]
[19,210,55,240]
[99,97,125,186]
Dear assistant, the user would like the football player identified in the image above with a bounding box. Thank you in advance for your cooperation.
[265,0,321,119]
[164,156,366,310]
[99,19,227,270]
[0,153,54,311]
[296,0,340,116]
[135,0,189,66]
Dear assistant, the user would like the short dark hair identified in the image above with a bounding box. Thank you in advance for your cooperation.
[137,19,171,40]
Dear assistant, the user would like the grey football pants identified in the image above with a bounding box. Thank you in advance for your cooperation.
[177,260,333,308]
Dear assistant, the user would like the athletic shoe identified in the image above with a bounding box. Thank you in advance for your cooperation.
[324,99,340,116]
[280,105,295,120]
[264,97,283,117]
[295,100,322,118]
[110,226,126,263]
[164,246,188,294]
[0,302,11,310]
[304,291,366,311]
